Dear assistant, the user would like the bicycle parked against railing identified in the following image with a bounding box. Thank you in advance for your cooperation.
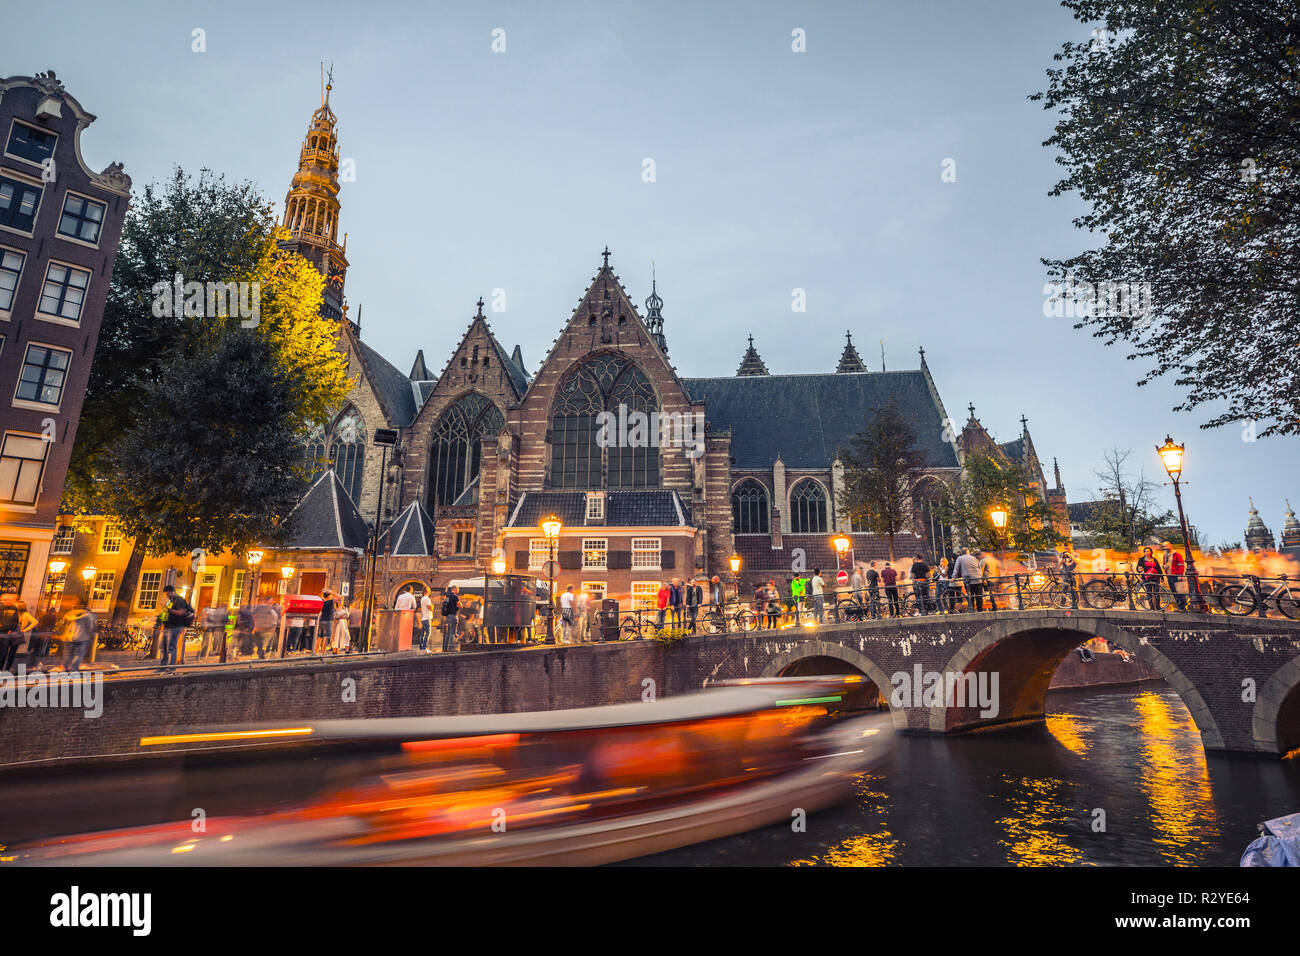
[1081,571,1174,612]
[1216,575,1297,618]
[699,601,757,634]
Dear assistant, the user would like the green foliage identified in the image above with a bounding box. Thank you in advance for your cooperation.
[1033,1,1300,436]
[1081,447,1174,551]
[840,401,927,560]
[937,453,1065,554]
[649,627,692,645]
[97,330,306,557]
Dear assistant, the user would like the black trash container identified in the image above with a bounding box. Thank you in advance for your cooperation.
[599,598,620,642]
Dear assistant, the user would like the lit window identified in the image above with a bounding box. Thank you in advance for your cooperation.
[90,570,115,611]
[57,192,106,245]
[229,570,245,608]
[0,432,48,505]
[582,538,607,570]
[51,524,75,554]
[137,571,163,610]
[586,494,604,520]
[631,537,661,570]
[0,175,42,233]
[631,582,659,610]
[99,523,123,554]
[15,344,70,406]
[37,262,90,323]
[581,582,606,603]
[0,248,25,313]
[528,538,550,571]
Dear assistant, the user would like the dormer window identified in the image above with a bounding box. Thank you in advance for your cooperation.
[586,492,605,521]
[5,121,57,166]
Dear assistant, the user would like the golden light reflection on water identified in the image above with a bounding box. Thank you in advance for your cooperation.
[996,775,1091,866]
[790,775,898,866]
[1133,691,1217,865]
[1045,712,1090,757]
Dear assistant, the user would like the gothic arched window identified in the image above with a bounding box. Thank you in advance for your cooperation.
[731,479,770,534]
[428,392,505,508]
[790,479,828,533]
[303,405,366,505]
[551,353,660,489]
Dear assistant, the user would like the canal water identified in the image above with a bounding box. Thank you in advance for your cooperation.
[630,685,1300,866]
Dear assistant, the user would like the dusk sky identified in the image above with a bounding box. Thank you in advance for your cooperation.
[5,0,1296,547]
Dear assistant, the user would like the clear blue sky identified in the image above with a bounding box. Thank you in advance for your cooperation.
[6,0,1296,547]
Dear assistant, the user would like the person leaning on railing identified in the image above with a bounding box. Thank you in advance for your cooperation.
[1060,550,1080,609]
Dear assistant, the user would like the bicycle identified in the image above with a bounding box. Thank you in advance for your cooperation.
[700,602,757,634]
[1216,575,1297,618]
[619,608,659,640]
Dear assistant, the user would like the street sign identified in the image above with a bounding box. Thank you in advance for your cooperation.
[542,560,560,580]
[837,570,848,586]
[341,581,350,597]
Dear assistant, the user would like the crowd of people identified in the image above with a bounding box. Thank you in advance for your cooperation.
[0,589,97,673]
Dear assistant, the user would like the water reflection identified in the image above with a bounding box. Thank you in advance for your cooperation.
[996,775,1090,866]
[791,776,898,866]
[1133,690,1217,865]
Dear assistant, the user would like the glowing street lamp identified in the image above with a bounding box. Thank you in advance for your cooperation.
[49,558,67,575]
[541,515,561,643]
[989,506,1008,531]
[491,554,507,575]
[1156,435,1204,611]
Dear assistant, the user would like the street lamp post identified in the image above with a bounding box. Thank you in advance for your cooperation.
[81,565,97,662]
[46,558,67,613]
[1157,436,1205,612]
[541,515,562,644]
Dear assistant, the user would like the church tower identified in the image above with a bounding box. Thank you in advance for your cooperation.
[281,69,350,326]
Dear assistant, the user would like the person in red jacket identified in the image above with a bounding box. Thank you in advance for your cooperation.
[1134,547,1164,611]
[1161,541,1187,611]
[655,582,670,630]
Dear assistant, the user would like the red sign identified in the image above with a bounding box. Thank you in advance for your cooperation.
[282,595,323,614]
[837,570,849,586]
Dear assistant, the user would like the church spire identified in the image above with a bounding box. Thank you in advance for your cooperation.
[644,263,668,356]
[835,330,867,373]
[281,67,350,326]
[736,334,770,376]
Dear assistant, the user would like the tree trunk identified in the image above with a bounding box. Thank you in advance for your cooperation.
[112,539,146,625]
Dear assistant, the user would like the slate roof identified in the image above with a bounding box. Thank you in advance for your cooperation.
[387,500,438,556]
[282,470,370,551]
[999,438,1025,462]
[682,370,959,471]
[506,490,692,528]
[356,337,419,427]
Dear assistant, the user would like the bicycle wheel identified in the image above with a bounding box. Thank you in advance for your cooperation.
[1217,583,1258,616]
[701,611,724,635]
[1148,587,1175,612]
[1082,579,1121,610]
[619,616,640,640]
[732,609,756,631]
[835,598,861,623]
[1050,586,1073,610]
[1275,592,1299,620]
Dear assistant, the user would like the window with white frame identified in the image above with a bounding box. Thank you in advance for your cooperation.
[229,570,246,607]
[528,538,550,571]
[0,248,24,314]
[51,524,75,554]
[99,523,123,554]
[581,582,606,603]
[37,262,90,323]
[89,570,115,611]
[631,582,659,610]
[581,538,607,570]
[586,493,604,520]
[631,537,661,570]
[0,432,48,506]
[137,571,162,610]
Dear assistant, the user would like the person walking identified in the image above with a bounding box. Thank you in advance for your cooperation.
[417,588,433,651]
[850,564,865,602]
[251,596,278,658]
[810,568,826,623]
[980,551,1001,611]
[934,558,952,613]
[1161,541,1187,611]
[1060,550,1080,609]
[233,602,255,658]
[789,574,807,624]
[710,575,723,608]
[559,585,575,644]
[764,580,782,629]
[575,589,591,644]
[909,555,930,615]
[656,581,670,630]
[199,603,225,659]
[62,598,96,672]
[685,579,702,632]
[25,605,57,669]
[348,601,363,651]
[441,585,461,652]
[1135,547,1164,610]
[865,561,881,619]
[0,591,22,673]
[668,578,684,629]
[952,548,982,612]
[881,562,900,618]
[159,585,193,666]
[331,601,351,653]
[316,590,336,656]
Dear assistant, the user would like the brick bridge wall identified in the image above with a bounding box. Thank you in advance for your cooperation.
[2,610,1298,766]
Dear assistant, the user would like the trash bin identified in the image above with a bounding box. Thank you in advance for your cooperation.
[599,598,620,642]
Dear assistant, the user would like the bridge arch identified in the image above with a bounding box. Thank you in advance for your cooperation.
[761,640,906,731]
[930,614,1226,750]
[1253,656,1300,756]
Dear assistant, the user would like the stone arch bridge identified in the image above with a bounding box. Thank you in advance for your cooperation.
[671,609,1300,757]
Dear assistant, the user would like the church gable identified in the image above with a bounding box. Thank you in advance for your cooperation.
[515,252,701,495]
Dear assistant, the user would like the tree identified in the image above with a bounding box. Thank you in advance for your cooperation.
[840,401,926,560]
[65,168,279,510]
[938,453,1065,555]
[1082,447,1174,551]
[97,330,311,561]
[1033,1,1300,437]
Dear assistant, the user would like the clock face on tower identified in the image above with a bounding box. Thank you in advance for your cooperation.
[327,260,344,288]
